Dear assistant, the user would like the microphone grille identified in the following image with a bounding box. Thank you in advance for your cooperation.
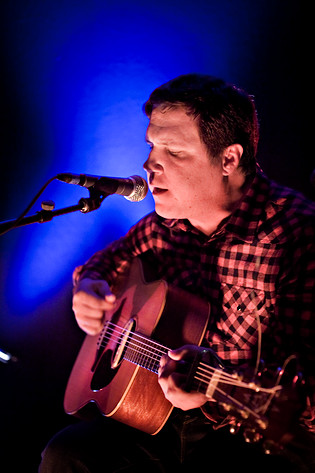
[125,176,148,202]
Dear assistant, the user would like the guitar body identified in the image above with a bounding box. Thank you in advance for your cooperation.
[64,258,210,434]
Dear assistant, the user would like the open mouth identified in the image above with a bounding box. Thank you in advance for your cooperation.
[152,187,168,195]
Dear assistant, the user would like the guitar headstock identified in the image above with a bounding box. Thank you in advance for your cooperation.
[194,352,306,453]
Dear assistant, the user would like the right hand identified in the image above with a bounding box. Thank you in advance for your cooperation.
[72,278,116,335]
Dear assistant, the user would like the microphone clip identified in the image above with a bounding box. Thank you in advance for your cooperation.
[79,187,107,213]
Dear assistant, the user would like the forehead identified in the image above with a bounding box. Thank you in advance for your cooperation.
[146,105,201,144]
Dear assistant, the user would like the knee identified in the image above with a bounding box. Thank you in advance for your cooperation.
[39,428,87,472]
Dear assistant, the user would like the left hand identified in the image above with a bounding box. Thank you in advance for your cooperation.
[158,345,209,410]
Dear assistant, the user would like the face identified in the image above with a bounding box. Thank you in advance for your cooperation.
[143,105,225,227]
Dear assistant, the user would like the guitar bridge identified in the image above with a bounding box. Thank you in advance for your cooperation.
[206,368,222,399]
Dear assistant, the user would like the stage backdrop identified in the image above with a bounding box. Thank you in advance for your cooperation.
[0,1,308,471]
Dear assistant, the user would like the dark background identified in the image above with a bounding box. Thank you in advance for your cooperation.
[0,1,311,471]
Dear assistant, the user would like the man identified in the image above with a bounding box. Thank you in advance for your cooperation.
[39,74,315,472]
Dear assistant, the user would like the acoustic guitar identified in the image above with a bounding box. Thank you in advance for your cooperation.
[64,257,210,434]
[64,258,306,451]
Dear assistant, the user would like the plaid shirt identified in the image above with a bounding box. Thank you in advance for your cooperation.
[74,167,315,431]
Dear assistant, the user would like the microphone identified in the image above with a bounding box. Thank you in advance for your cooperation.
[56,173,148,202]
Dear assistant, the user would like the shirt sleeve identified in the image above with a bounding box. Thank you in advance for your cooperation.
[72,213,155,290]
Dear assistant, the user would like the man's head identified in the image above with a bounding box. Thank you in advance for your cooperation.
[144,73,259,177]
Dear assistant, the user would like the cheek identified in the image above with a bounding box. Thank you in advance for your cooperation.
[168,160,215,196]
[174,176,195,198]
[180,173,206,193]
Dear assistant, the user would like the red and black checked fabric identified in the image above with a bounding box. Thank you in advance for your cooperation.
[74,167,315,429]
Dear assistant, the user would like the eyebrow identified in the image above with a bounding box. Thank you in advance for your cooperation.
[145,133,182,147]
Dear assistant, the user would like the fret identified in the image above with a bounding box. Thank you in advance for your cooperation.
[124,332,168,373]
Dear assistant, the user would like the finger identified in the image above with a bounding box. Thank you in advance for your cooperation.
[77,317,104,335]
[159,354,169,369]
[168,345,204,362]
[158,371,187,397]
[84,278,111,295]
[167,345,194,361]
[167,348,185,361]
[158,356,177,378]
[73,291,116,312]
[171,371,188,389]
[75,311,112,334]
[72,298,114,315]
[74,280,116,307]
[75,308,104,322]
[105,293,116,303]
[158,355,169,377]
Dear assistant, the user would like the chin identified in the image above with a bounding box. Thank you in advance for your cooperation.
[154,206,183,220]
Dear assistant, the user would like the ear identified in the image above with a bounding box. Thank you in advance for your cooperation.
[221,144,243,176]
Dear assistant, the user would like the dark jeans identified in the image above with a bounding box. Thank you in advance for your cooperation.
[38,409,313,473]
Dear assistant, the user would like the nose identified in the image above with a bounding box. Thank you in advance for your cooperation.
[143,150,164,177]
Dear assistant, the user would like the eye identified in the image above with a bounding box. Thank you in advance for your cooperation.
[167,149,181,157]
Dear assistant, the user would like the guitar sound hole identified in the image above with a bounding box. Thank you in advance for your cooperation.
[90,318,136,391]
[90,349,118,391]
[111,318,136,369]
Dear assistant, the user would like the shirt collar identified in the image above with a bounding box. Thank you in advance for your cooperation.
[223,167,271,243]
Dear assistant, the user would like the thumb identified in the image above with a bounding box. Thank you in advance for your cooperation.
[89,279,116,302]
[167,347,187,361]
[105,292,116,302]
[168,345,201,362]
[99,282,116,302]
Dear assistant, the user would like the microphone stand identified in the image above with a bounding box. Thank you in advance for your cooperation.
[0,188,107,236]
[0,185,107,364]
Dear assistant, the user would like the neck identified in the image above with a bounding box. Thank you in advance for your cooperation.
[189,210,231,236]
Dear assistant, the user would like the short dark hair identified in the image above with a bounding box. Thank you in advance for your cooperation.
[143,74,259,176]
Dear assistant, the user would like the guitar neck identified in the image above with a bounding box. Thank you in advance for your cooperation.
[122,329,169,374]
[105,320,278,430]
[122,330,238,406]
[122,328,237,402]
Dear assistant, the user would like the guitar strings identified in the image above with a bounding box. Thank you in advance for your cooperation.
[195,362,281,395]
[209,385,267,422]
[100,322,243,388]
[100,320,168,357]
[99,320,168,372]
[98,321,282,401]
[194,363,282,418]
[98,320,283,423]
[193,366,277,421]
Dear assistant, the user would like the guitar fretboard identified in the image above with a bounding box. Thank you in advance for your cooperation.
[124,332,169,373]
